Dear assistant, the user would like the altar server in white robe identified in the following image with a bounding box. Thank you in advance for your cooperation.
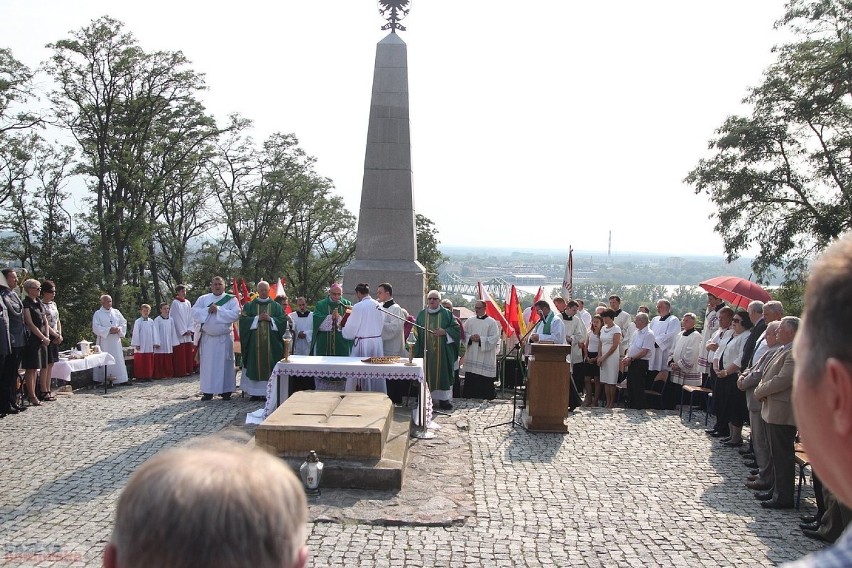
[649,299,681,379]
[170,285,195,377]
[153,303,180,378]
[290,297,313,356]
[341,283,386,393]
[130,304,158,381]
[461,301,501,399]
[191,276,241,400]
[92,295,129,384]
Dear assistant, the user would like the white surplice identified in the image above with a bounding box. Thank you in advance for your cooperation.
[130,317,159,353]
[380,299,406,357]
[153,316,179,354]
[92,307,129,383]
[170,298,194,345]
[462,315,501,378]
[341,295,386,393]
[191,293,241,395]
[649,314,681,371]
[289,311,313,355]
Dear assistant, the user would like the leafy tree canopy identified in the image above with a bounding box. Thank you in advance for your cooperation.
[686,0,852,283]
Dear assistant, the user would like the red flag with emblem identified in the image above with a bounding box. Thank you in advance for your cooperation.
[476,281,512,336]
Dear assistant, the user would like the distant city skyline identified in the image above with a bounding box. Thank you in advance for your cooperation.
[1,1,787,257]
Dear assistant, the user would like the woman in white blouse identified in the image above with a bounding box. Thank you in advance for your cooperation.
[713,310,753,446]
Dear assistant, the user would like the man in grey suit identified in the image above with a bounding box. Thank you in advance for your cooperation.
[738,320,782,491]
[753,316,799,509]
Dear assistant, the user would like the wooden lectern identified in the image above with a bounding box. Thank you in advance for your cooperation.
[522,344,571,433]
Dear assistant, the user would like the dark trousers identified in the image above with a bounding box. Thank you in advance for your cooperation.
[626,359,649,409]
[1,347,22,410]
[766,422,797,504]
[461,372,496,400]
[714,375,737,434]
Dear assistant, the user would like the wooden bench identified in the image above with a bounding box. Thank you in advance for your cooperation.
[680,385,713,423]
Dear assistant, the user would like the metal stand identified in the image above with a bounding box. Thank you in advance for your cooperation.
[484,322,537,430]
[379,305,437,439]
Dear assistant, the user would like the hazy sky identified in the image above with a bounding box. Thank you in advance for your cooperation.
[2,1,788,256]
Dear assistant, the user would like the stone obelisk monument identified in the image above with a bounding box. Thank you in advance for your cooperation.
[343,1,425,314]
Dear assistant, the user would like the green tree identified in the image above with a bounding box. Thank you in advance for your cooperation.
[686,0,852,283]
[45,16,216,308]
[416,213,447,291]
[0,48,44,206]
[207,116,356,298]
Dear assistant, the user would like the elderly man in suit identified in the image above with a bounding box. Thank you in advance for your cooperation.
[738,320,782,491]
[753,316,799,510]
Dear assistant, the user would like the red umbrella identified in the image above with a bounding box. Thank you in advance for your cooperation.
[699,276,771,309]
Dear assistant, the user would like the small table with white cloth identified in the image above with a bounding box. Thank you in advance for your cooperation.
[245,355,432,428]
[51,352,117,383]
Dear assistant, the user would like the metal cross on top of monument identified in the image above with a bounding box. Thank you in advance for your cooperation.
[378,0,410,32]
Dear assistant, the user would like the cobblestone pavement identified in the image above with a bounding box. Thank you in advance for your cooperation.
[0,380,827,567]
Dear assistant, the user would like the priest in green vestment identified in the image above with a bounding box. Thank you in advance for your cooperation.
[414,290,461,410]
[310,283,353,357]
[239,281,288,399]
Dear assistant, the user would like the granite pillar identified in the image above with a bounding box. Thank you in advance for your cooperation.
[343,32,426,316]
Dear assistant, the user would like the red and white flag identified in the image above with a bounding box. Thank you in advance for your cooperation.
[477,281,512,336]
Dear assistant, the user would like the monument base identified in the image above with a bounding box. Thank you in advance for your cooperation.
[254,391,411,490]
[343,259,425,316]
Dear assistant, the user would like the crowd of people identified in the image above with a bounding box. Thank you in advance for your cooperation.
[1,269,64,416]
[98,232,852,567]
[5,237,852,566]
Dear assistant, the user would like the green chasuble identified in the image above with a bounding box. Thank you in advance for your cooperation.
[414,307,461,392]
[239,298,288,382]
[309,296,353,356]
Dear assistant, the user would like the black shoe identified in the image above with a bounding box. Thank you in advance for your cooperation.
[799,521,820,531]
[762,500,794,510]
[739,447,753,456]
[741,452,755,460]
[755,491,774,501]
[201,393,213,401]
[801,514,819,523]
[751,469,760,475]
[220,393,232,400]
[13,403,26,412]
[801,528,828,542]
[744,461,759,469]
[249,395,266,402]
[704,428,719,435]
[438,400,453,410]
[709,431,728,438]
[2,405,18,415]
[723,440,744,447]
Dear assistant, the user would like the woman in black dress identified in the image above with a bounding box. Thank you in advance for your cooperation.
[39,280,62,399]
[21,279,51,405]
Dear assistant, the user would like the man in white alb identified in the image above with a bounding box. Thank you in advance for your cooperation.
[92,295,129,385]
[192,276,241,400]
[341,283,386,392]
